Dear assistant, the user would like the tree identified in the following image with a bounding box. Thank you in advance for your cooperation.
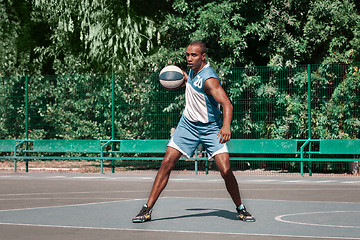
[303,0,360,64]
[31,0,162,74]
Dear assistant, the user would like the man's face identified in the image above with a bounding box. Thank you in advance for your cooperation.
[186,45,206,73]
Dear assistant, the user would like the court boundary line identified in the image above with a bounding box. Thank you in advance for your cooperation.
[275,210,360,229]
[1,197,360,212]
[1,187,360,197]
[0,197,359,239]
[0,198,146,212]
[0,222,359,240]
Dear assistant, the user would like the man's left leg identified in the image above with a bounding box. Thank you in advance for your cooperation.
[214,153,241,206]
[214,153,255,222]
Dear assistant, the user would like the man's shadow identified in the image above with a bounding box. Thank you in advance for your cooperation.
[151,208,238,222]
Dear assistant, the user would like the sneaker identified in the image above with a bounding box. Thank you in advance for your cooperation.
[132,204,152,223]
[237,204,255,222]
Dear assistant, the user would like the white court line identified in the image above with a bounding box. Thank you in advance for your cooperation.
[170,178,198,181]
[0,197,359,239]
[283,180,310,183]
[341,181,360,184]
[1,186,359,198]
[275,211,360,229]
[245,179,279,182]
[0,197,127,201]
[0,198,144,212]
[0,188,228,197]
[0,222,359,240]
[314,180,337,183]
[3,174,360,186]
[73,176,107,179]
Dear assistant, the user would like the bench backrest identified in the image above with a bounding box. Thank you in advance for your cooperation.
[319,139,360,154]
[0,139,17,152]
[33,140,101,153]
[227,139,298,154]
[119,140,168,153]
[117,139,299,154]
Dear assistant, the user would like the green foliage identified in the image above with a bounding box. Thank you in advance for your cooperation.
[2,63,359,140]
[304,0,360,64]
[146,0,360,69]
[31,0,159,74]
[0,76,26,138]
[26,74,112,139]
[1,0,360,141]
[0,0,32,75]
[2,0,360,74]
[223,63,360,139]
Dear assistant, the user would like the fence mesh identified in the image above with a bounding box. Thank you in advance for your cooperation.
[1,62,359,174]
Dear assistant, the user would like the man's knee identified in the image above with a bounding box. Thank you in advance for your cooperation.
[219,167,233,179]
[160,157,176,172]
[160,147,182,172]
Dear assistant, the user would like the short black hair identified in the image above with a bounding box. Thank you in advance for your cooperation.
[189,41,207,55]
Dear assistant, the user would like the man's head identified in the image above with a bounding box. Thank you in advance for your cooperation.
[189,41,207,55]
[186,41,207,74]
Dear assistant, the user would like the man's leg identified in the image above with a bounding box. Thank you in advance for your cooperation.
[214,152,255,222]
[213,152,242,207]
[147,146,182,207]
[132,146,182,223]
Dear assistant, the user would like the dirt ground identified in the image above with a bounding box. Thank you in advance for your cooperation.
[0,159,359,177]
[0,159,113,173]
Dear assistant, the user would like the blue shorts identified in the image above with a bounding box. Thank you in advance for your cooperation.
[168,115,228,159]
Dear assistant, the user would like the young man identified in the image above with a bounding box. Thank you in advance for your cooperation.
[132,41,255,223]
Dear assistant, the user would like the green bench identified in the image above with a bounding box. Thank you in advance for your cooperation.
[207,139,300,174]
[0,139,17,154]
[7,139,170,173]
[101,139,172,173]
[227,139,298,154]
[31,139,102,153]
[13,139,102,172]
[2,138,359,175]
[101,139,301,174]
[226,139,359,176]
[319,139,360,155]
[297,139,360,175]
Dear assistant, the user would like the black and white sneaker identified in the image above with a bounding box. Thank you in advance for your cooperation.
[237,204,255,222]
[132,204,152,223]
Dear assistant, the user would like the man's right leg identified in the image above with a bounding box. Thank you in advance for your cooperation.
[147,146,182,207]
[132,147,182,223]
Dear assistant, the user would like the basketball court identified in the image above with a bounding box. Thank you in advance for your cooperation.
[0,172,359,240]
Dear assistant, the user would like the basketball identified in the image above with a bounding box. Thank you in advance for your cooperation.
[159,65,184,89]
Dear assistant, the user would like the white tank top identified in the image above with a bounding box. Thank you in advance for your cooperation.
[183,63,221,123]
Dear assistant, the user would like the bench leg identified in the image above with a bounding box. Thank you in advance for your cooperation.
[195,160,198,175]
[205,159,209,175]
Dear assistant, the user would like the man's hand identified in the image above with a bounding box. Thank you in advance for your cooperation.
[217,125,231,144]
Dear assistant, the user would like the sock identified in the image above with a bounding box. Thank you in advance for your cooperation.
[144,204,153,210]
[237,204,245,211]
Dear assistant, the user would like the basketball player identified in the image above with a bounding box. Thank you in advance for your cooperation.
[132,41,255,223]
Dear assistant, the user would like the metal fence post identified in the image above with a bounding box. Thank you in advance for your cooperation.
[307,64,312,176]
[111,73,115,173]
[25,76,29,172]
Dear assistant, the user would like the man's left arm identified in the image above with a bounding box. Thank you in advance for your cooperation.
[204,78,233,144]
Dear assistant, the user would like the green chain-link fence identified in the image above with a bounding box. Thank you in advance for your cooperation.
[1,62,359,174]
